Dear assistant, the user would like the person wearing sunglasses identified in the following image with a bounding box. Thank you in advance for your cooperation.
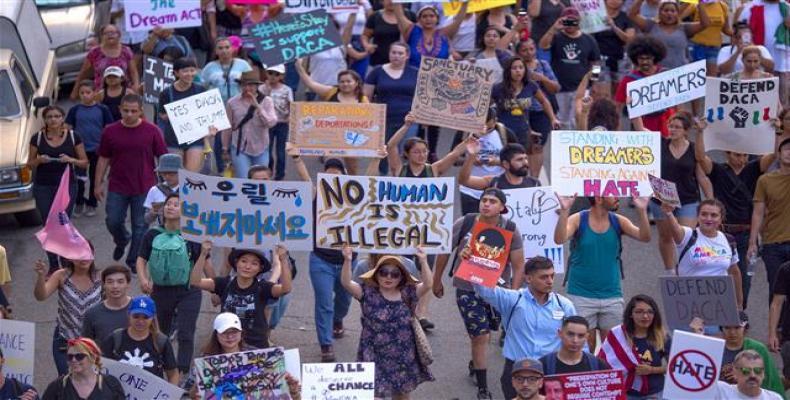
[714,350,783,400]
[510,358,545,400]
[42,337,125,399]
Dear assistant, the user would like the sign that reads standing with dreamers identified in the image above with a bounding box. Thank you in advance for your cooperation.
[627,60,706,118]
[124,0,202,32]
[251,9,343,66]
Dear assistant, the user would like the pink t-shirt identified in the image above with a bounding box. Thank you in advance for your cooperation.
[87,46,134,89]
[98,120,167,196]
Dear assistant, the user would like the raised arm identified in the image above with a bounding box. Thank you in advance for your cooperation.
[619,196,651,242]
[415,247,434,298]
[627,0,650,32]
[539,18,562,49]
[341,12,357,46]
[432,135,468,176]
[554,194,580,244]
[717,45,742,76]
[365,146,387,176]
[441,2,469,39]
[527,0,542,18]
[294,58,334,99]
[685,2,711,37]
[285,142,312,184]
[190,240,216,291]
[393,4,415,40]
[340,246,363,300]
[693,119,713,174]
[271,245,293,297]
[661,201,686,244]
[33,260,62,301]
[386,113,415,176]
[458,137,494,190]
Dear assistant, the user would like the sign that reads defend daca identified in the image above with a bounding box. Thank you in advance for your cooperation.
[251,10,343,66]
[627,60,706,118]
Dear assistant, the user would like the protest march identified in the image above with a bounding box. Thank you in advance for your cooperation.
[1,0,789,399]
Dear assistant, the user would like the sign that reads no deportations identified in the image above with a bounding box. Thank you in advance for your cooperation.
[504,187,565,274]
[627,60,707,118]
[550,130,661,197]
[251,9,343,66]
[124,0,202,32]
[193,347,290,399]
[316,174,455,254]
[290,102,386,157]
[164,88,231,145]
[664,330,724,399]
[142,57,175,104]
[659,275,740,330]
[302,363,375,399]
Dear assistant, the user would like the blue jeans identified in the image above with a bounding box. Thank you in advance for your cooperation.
[52,327,68,376]
[267,293,291,329]
[34,182,77,270]
[231,146,270,180]
[763,241,790,301]
[268,122,288,180]
[309,252,353,346]
[105,191,146,268]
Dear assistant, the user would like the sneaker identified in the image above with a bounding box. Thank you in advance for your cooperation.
[476,388,493,400]
[113,244,125,261]
[419,318,435,331]
[332,321,345,338]
[84,206,96,217]
[73,204,84,217]
[320,345,336,362]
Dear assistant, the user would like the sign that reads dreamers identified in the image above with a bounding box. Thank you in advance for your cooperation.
[124,0,202,32]
[627,60,706,118]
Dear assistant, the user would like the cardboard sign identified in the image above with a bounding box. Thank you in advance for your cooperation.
[283,0,359,13]
[0,320,35,386]
[571,0,608,33]
[290,102,386,157]
[627,60,707,118]
[544,370,625,400]
[412,57,495,133]
[454,222,514,287]
[142,57,175,104]
[315,174,455,254]
[703,77,779,155]
[102,358,184,400]
[193,347,289,399]
[550,130,662,197]
[664,330,724,399]
[251,9,343,66]
[659,276,740,329]
[648,174,680,207]
[179,170,313,250]
[302,363,375,399]
[163,88,231,145]
[504,187,565,274]
[442,0,517,16]
[124,0,202,32]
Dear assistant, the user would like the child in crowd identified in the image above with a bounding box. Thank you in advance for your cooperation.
[260,64,293,181]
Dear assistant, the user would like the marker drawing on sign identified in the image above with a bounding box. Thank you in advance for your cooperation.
[669,350,717,392]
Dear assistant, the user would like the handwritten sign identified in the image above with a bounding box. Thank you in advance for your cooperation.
[316,174,454,254]
[412,57,495,133]
[550,130,661,197]
[102,358,183,400]
[455,222,513,287]
[0,320,34,386]
[302,363,375,400]
[284,0,359,13]
[179,170,313,250]
[664,330,724,399]
[648,174,680,207]
[251,10,343,66]
[143,57,175,104]
[703,77,779,155]
[442,0,516,16]
[627,60,707,118]
[504,187,564,274]
[659,276,740,330]
[193,347,289,399]
[290,102,386,157]
[163,88,231,145]
[571,0,608,33]
[543,370,625,400]
[123,0,202,32]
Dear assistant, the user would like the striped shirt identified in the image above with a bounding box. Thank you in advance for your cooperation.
[57,272,102,339]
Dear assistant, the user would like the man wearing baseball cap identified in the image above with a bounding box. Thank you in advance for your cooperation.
[510,358,545,400]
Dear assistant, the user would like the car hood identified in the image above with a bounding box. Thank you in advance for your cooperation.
[0,118,24,167]
[39,4,93,49]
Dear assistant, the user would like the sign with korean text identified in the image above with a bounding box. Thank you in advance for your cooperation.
[571,0,608,33]
[302,363,375,399]
[627,60,707,118]
[442,0,516,16]
[543,370,625,400]
[550,130,661,197]
[455,222,514,287]
[193,347,290,399]
[703,77,779,155]
[143,57,175,104]
[316,174,454,254]
[179,170,313,250]
[0,320,35,386]
[504,187,564,274]
[284,0,359,13]
[664,330,724,399]
[251,10,343,66]
[124,0,202,32]
[290,102,386,157]
[163,88,231,145]
[648,174,680,207]
[659,276,740,330]
[102,358,183,400]
[412,57,495,133]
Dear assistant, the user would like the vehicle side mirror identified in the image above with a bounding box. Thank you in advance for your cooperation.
[33,97,50,117]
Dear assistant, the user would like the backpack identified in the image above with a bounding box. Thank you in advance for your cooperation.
[448,214,517,278]
[543,352,602,375]
[156,183,176,198]
[564,210,623,286]
[147,227,192,286]
[109,328,169,367]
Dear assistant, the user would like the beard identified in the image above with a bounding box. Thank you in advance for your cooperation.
[509,165,529,177]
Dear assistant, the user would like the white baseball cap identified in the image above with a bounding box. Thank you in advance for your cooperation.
[213,312,242,334]
[266,64,286,74]
[103,66,125,78]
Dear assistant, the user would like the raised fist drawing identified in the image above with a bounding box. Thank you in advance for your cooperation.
[729,106,749,128]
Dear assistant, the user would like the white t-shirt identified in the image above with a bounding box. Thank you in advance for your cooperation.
[144,184,179,209]
[740,1,790,72]
[676,227,738,277]
[459,128,505,199]
[308,47,347,86]
[442,15,477,53]
[714,381,784,400]
[716,45,774,73]
[334,1,372,36]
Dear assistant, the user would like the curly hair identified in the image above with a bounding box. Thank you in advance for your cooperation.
[626,36,667,65]
[587,98,620,130]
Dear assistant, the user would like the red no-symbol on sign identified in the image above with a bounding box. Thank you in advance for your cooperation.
[669,349,718,392]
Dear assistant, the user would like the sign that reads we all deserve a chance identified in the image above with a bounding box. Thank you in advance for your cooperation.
[0,319,35,385]
[302,363,375,399]
[627,60,707,118]
[251,9,343,66]
[124,0,202,32]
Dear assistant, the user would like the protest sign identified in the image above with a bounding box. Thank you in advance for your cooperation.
[102,358,183,400]
[284,0,359,13]
[543,370,625,400]
[703,77,779,155]
[412,57,495,133]
[550,130,661,197]
[455,222,514,287]
[123,0,202,32]
[228,0,277,3]
[290,102,386,157]
[648,174,680,207]
[194,347,289,399]
[659,276,740,329]
[302,363,375,400]
[571,0,608,33]
[143,57,175,104]
[163,88,231,145]
[315,174,454,254]
[504,187,564,274]
[179,170,313,250]
[251,10,343,66]
[664,330,724,399]
[627,60,706,118]
[0,319,34,385]
[442,0,517,16]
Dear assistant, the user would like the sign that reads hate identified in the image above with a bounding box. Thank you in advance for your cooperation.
[315,174,455,254]
[193,347,290,399]
[0,319,35,385]
[251,10,343,66]
[455,222,514,287]
[102,358,183,400]
[664,330,724,399]
[504,187,565,274]
[627,60,707,118]
[124,0,202,32]
[302,362,375,400]
[543,370,625,400]
[659,275,740,330]
[143,56,175,104]
[290,102,386,157]
[163,88,231,145]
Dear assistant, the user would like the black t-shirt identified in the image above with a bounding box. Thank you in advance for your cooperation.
[593,12,633,60]
[539,352,611,375]
[0,378,36,399]
[660,140,700,205]
[30,131,82,186]
[157,83,206,147]
[708,161,762,224]
[100,330,177,379]
[42,374,125,400]
[549,33,601,91]
[212,276,275,349]
[773,264,790,342]
[631,336,671,395]
[365,10,415,66]
[720,345,741,384]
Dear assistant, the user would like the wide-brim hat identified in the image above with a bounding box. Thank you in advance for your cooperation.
[359,255,419,286]
[237,70,263,85]
[156,153,183,173]
[228,248,271,273]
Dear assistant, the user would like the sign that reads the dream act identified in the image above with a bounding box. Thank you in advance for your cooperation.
[193,347,290,399]
[627,60,706,118]
[704,77,779,155]
[251,10,343,66]
[164,88,231,145]
[102,358,183,400]
[504,187,565,274]
[290,102,386,157]
[179,170,313,251]
[302,363,375,400]
[550,130,661,197]
[0,319,35,385]
[316,174,455,254]
[659,275,740,330]
[124,0,202,32]
[412,57,495,133]
[142,57,175,104]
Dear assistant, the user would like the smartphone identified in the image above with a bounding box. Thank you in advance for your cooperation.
[591,65,601,82]
[562,19,578,27]
[742,32,752,45]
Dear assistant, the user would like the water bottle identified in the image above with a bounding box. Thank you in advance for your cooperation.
[747,254,759,277]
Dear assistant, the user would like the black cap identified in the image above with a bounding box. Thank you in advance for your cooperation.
[482,187,508,214]
[324,158,347,175]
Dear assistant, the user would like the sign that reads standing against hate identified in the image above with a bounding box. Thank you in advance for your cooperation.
[179,170,313,250]
[290,102,386,157]
[0,319,35,385]
[251,9,343,66]
[412,57,495,133]
[454,222,514,287]
[163,88,231,145]
[101,358,184,400]
[664,330,724,399]
[627,60,707,118]
[302,363,375,399]
[284,0,359,13]
[142,57,175,104]
[124,0,202,32]
[648,174,680,207]
[571,0,608,33]
[550,130,661,197]
[316,174,454,254]
[442,0,516,16]
[504,187,565,274]
[193,347,289,399]
[543,370,625,400]
[659,276,740,330]
[704,77,779,155]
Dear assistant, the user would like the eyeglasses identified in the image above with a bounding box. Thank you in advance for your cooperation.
[67,353,88,361]
[377,268,402,279]
[513,376,541,384]
[633,310,655,316]
[739,367,764,375]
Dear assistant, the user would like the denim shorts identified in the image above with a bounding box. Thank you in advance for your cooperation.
[456,289,500,337]
[691,44,720,62]
[648,201,699,221]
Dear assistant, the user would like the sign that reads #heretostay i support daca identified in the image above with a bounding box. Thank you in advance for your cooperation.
[250,9,343,66]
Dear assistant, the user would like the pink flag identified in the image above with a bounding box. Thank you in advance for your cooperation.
[34,169,93,260]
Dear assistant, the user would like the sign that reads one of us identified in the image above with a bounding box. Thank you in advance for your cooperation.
[302,363,375,400]
[163,88,231,145]
[284,0,359,13]
[142,56,175,104]
[124,0,202,32]
[659,275,740,330]
[0,319,35,385]
[504,187,565,274]
[193,347,290,399]
[316,174,455,254]
[550,130,661,197]
[627,60,707,118]
[290,102,386,157]
[102,358,184,400]
[179,170,313,250]
[251,9,343,66]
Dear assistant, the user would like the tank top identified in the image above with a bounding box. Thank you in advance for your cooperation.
[399,163,433,178]
[103,87,124,121]
[57,271,102,339]
[489,174,540,190]
[647,22,688,70]
[567,219,623,299]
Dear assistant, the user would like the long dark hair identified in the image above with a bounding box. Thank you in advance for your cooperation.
[623,294,666,351]
[501,57,530,100]
[337,70,364,101]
